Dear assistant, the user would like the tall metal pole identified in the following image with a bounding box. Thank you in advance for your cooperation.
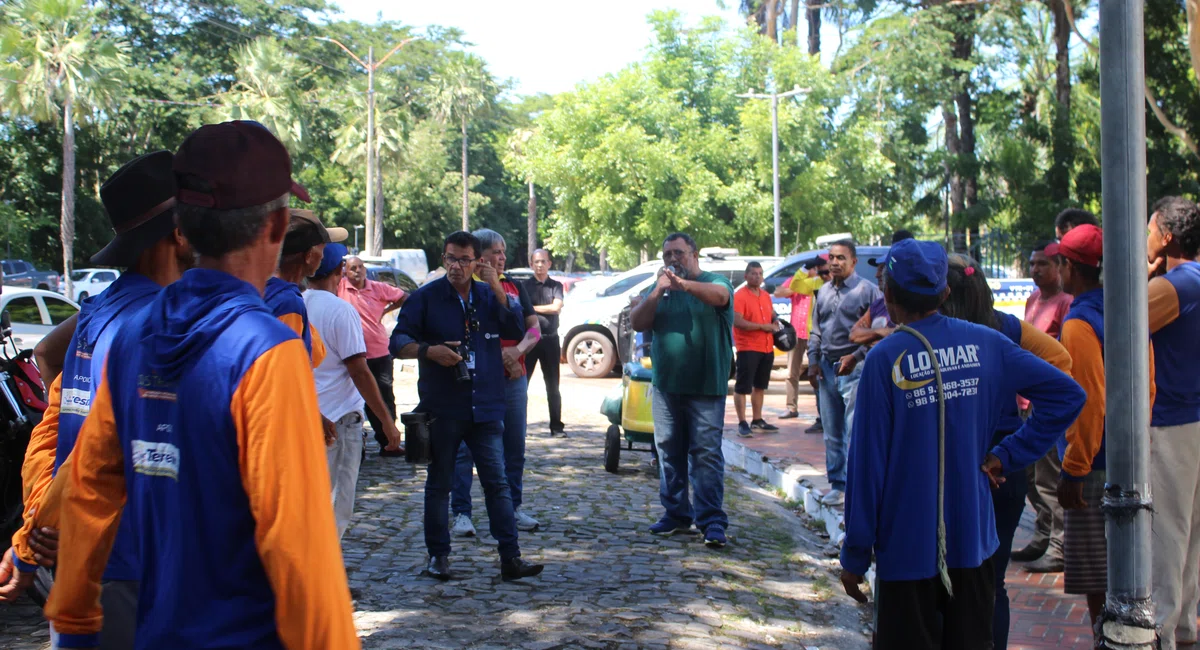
[1098,1,1156,647]
[365,46,377,256]
[737,85,807,256]
[771,93,781,258]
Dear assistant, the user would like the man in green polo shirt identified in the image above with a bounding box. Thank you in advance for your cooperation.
[631,232,735,549]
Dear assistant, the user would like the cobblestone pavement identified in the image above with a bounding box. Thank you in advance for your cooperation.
[0,365,870,649]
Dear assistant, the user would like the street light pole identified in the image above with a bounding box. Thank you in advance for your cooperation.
[314,36,418,256]
[366,46,375,254]
[737,85,808,257]
[354,224,364,253]
[1097,1,1156,647]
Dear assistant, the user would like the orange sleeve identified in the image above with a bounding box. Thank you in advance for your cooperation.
[230,340,359,650]
[1019,320,1073,375]
[277,313,304,339]
[10,374,62,567]
[1149,276,1181,334]
[309,324,327,368]
[43,371,126,640]
[1060,319,1105,478]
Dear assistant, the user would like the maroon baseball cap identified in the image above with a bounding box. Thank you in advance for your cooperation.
[173,121,310,209]
[1046,223,1103,267]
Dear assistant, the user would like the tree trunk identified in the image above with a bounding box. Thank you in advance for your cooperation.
[564,251,576,274]
[1048,0,1073,202]
[527,180,537,263]
[599,248,608,273]
[766,0,779,43]
[372,153,385,254]
[461,114,469,232]
[943,106,965,218]
[61,92,76,299]
[806,1,821,55]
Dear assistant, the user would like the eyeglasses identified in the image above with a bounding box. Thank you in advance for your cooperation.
[443,254,476,268]
[818,270,831,277]
[662,249,690,260]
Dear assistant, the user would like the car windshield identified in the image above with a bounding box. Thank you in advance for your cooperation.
[71,271,89,281]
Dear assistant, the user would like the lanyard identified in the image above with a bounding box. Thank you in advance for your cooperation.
[457,288,475,344]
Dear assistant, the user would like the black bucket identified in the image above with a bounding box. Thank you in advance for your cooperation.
[400,411,434,464]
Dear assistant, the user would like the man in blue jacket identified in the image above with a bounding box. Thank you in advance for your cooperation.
[391,230,545,582]
[840,239,1085,649]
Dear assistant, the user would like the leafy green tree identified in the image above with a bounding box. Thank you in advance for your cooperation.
[1,0,127,296]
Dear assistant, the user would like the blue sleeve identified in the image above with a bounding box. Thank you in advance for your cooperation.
[989,340,1085,472]
[390,288,424,356]
[840,348,892,576]
[492,289,525,340]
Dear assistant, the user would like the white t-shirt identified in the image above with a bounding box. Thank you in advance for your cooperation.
[303,288,367,421]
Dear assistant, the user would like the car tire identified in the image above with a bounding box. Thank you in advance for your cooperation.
[566,331,615,378]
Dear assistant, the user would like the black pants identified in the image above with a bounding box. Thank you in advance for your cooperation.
[365,355,397,449]
[875,559,995,650]
[524,335,563,431]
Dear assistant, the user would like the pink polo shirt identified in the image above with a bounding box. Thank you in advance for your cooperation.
[338,277,406,359]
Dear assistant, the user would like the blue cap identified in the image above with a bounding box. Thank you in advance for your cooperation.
[880,239,948,295]
[314,242,347,278]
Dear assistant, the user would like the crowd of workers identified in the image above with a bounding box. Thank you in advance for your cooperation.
[0,117,1194,650]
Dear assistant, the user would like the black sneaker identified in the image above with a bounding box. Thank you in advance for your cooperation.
[805,419,824,434]
[737,421,753,438]
[751,419,779,433]
[500,557,545,581]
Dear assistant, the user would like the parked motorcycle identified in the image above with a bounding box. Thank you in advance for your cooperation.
[0,310,53,605]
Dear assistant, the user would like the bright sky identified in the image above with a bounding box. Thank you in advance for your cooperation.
[332,0,842,96]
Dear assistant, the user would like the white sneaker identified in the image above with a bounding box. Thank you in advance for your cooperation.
[451,513,476,537]
[514,508,540,532]
[821,489,845,507]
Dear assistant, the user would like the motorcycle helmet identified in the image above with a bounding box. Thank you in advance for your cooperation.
[774,320,798,352]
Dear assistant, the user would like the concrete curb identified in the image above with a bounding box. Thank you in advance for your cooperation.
[722,437,877,585]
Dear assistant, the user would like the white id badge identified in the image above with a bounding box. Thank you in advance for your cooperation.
[466,351,476,371]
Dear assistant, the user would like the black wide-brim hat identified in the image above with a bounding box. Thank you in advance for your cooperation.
[91,150,179,267]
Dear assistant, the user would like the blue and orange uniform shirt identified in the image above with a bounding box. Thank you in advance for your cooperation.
[1149,261,1200,427]
[993,310,1073,439]
[45,268,358,650]
[1057,288,1156,481]
[842,313,1085,581]
[264,275,326,367]
[11,272,161,578]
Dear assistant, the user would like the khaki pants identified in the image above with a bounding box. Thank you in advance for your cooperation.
[327,411,365,540]
[1152,421,1200,649]
[1024,448,1065,558]
[785,341,809,412]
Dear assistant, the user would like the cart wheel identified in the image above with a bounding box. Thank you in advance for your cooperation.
[604,425,621,474]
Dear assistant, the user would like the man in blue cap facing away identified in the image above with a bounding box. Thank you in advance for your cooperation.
[304,242,403,540]
[840,238,1085,649]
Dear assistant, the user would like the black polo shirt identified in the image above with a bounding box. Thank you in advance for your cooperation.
[525,275,564,337]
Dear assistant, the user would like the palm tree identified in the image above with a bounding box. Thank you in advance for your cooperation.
[429,54,494,231]
[506,128,537,262]
[331,77,410,254]
[0,0,127,298]
[224,37,311,153]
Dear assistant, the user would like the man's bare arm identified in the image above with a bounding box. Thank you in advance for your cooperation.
[533,299,563,315]
[681,279,730,308]
[33,313,77,385]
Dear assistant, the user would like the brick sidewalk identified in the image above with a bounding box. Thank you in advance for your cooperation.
[719,382,1099,649]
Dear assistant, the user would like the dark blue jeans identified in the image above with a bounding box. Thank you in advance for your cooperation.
[990,430,1029,650]
[424,418,519,561]
[650,386,729,531]
[452,375,528,515]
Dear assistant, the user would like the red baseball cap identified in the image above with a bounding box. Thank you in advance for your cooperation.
[1046,223,1103,267]
[173,121,310,209]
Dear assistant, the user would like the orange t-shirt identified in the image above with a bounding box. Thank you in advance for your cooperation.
[733,286,775,353]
